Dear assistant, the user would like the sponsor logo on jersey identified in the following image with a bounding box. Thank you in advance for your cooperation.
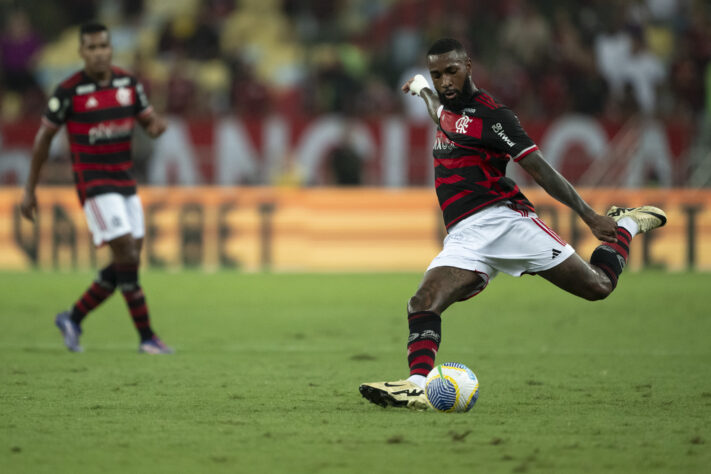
[492,122,515,147]
[433,136,456,151]
[88,120,133,144]
[112,77,131,88]
[116,87,132,106]
[76,84,96,95]
[86,96,99,109]
[455,114,472,134]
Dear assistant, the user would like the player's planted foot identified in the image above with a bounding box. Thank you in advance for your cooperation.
[606,206,667,233]
[55,311,83,352]
[138,335,174,354]
[359,380,428,410]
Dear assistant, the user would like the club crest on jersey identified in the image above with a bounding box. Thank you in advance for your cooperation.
[492,122,515,147]
[116,87,132,106]
[455,115,472,134]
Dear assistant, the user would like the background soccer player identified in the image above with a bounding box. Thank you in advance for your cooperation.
[359,38,667,409]
[20,22,172,354]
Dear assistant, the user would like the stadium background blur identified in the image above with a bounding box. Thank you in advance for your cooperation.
[1,0,711,272]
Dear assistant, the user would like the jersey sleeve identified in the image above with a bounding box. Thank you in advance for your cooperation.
[134,81,154,118]
[483,107,538,162]
[42,86,72,129]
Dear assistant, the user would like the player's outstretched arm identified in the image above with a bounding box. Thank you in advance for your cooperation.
[21,124,58,222]
[518,150,618,243]
[138,110,167,138]
[402,75,440,125]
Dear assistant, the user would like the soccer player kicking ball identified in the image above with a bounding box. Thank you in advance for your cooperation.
[20,22,173,354]
[359,38,666,409]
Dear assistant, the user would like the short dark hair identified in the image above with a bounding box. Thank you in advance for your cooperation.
[427,38,466,56]
[79,21,108,41]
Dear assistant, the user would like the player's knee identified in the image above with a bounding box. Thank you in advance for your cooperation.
[111,238,140,264]
[408,291,434,313]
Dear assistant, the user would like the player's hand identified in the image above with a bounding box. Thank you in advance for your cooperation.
[585,213,618,243]
[20,189,38,222]
[145,115,167,138]
[402,75,430,96]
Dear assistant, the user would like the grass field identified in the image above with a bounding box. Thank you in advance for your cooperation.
[1,270,710,474]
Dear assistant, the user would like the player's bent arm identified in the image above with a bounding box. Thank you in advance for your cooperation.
[419,89,442,125]
[519,151,617,242]
[21,124,59,221]
[402,75,440,125]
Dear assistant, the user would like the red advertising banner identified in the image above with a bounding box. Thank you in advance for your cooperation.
[0,115,694,187]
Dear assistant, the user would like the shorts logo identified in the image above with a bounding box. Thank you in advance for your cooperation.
[111,216,122,228]
[552,248,561,259]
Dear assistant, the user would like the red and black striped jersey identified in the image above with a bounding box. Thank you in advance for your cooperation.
[42,66,153,204]
[433,89,539,230]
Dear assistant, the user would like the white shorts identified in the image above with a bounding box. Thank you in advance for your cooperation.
[83,193,145,247]
[428,201,575,292]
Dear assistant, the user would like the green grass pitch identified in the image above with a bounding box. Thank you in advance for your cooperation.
[1,270,710,474]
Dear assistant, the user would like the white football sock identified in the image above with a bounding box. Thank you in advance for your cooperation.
[407,374,426,388]
[616,217,639,237]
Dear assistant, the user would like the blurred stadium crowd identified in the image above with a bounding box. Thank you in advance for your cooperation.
[1,0,710,184]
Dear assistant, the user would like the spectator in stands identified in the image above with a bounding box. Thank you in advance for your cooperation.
[0,10,43,94]
[619,27,666,116]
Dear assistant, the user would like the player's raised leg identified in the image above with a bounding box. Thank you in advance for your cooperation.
[539,205,667,298]
[359,267,485,409]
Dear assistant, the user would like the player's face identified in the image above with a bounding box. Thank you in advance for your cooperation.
[80,31,112,77]
[428,51,473,109]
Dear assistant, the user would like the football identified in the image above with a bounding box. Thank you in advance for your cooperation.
[424,362,480,412]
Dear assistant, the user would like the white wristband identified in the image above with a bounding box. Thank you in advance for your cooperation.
[409,74,430,96]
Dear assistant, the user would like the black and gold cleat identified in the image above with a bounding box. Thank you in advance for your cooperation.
[606,206,667,233]
[359,380,428,410]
